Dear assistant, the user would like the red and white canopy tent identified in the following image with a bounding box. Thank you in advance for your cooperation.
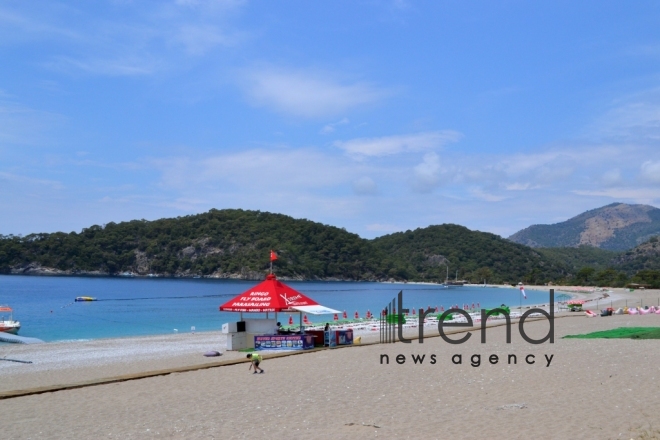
[219,274,341,328]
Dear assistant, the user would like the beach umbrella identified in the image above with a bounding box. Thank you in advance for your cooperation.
[334,313,339,321]
[440,305,444,311]
[435,306,438,312]
[303,314,310,325]
[220,274,325,313]
[366,310,371,319]
[412,308,416,315]
[477,302,480,309]
[342,310,347,319]
[472,303,475,309]
[288,315,293,325]
[354,310,359,319]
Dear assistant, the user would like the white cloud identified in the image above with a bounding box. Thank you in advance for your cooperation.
[153,148,354,191]
[601,168,623,187]
[410,152,443,193]
[320,117,349,135]
[0,101,67,145]
[0,171,64,190]
[334,131,461,158]
[468,187,507,202]
[173,24,239,55]
[640,160,660,184]
[505,183,540,191]
[47,56,157,76]
[2,1,247,77]
[352,177,378,195]
[573,188,660,204]
[242,67,388,118]
[588,88,660,142]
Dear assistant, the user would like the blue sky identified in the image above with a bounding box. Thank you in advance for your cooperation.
[2,0,660,239]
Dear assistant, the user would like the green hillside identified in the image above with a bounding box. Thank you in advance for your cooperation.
[536,246,621,272]
[2,209,657,285]
[611,237,660,273]
[0,209,391,280]
[0,210,568,283]
[370,224,569,284]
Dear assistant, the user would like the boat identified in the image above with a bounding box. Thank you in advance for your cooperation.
[75,296,97,302]
[0,306,21,334]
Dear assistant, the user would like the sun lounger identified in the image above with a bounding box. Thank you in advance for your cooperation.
[613,308,624,315]
[585,310,598,317]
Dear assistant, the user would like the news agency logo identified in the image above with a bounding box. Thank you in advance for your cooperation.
[379,289,555,345]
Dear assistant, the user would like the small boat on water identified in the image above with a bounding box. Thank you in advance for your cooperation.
[75,296,97,302]
[0,306,20,334]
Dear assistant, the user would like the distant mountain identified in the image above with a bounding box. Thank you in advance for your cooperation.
[508,203,660,251]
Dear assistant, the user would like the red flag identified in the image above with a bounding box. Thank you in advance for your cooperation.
[270,250,278,262]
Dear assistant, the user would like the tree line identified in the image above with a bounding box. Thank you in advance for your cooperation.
[1,209,658,286]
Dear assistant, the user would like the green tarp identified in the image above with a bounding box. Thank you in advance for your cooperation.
[564,327,660,340]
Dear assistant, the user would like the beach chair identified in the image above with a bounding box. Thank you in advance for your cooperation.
[613,308,624,315]
[585,310,598,317]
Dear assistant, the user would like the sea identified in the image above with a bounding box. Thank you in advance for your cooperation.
[0,275,568,343]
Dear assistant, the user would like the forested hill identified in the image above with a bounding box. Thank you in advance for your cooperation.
[0,209,571,283]
[0,209,392,281]
[371,224,568,284]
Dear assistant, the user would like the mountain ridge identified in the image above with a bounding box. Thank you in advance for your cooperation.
[508,203,660,251]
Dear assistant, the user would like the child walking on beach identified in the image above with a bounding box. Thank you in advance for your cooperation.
[247,353,264,374]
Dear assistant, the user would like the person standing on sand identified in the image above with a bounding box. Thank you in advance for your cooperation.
[247,353,264,374]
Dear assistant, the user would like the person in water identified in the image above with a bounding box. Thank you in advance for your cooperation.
[247,353,264,374]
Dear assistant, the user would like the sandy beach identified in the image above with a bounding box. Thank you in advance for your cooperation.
[2,286,660,439]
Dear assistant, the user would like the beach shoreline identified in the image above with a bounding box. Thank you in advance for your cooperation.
[3,287,658,391]
[2,301,660,438]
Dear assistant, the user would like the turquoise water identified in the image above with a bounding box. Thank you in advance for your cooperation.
[0,275,566,342]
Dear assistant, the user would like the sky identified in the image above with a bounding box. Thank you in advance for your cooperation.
[1,0,660,239]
